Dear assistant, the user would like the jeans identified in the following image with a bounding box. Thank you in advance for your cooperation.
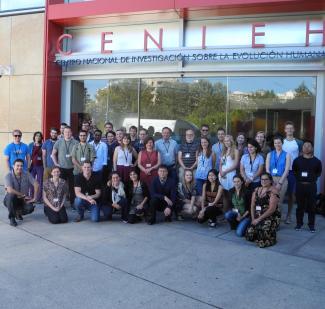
[195,179,206,196]
[224,210,251,237]
[74,197,112,222]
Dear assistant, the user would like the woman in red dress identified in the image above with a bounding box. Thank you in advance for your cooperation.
[138,137,161,188]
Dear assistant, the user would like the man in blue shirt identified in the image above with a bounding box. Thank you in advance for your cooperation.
[212,127,225,172]
[155,127,178,183]
[4,129,30,172]
[148,165,176,225]
[42,127,58,180]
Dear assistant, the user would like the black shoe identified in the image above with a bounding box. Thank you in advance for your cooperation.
[309,226,316,233]
[16,214,23,221]
[295,225,302,231]
[147,220,155,225]
[10,218,18,227]
[164,216,172,223]
[74,215,83,223]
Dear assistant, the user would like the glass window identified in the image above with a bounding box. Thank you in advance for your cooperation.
[70,76,316,144]
[228,76,316,141]
[0,0,44,11]
[140,77,227,142]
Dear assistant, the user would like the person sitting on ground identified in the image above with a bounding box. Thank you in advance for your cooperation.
[3,159,38,226]
[147,165,176,225]
[102,172,128,223]
[224,175,250,237]
[43,166,68,224]
[176,169,201,220]
[126,170,149,224]
[246,172,281,248]
[197,169,223,227]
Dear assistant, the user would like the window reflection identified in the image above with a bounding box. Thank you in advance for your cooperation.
[70,76,316,144]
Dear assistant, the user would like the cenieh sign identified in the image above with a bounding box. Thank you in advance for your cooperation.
[55,18,325,66]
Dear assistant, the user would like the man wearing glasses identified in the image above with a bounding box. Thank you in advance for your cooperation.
[4,129,30,172]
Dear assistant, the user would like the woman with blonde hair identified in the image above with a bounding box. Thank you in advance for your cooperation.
[219,135,239,211]
[176,169,201,220]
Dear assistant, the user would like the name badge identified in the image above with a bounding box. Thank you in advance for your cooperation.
[53,198,59,203]
[301,172,308,177]
[65,154,71,158]
[256,206,262,211]
[146,163,152,168]
[272,168,278,174]
[37,156,42,160]
[81,157,86,162]
[233,208,239,213]
[184,153,191,158]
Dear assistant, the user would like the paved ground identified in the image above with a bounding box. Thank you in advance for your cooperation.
[0,186,325,309]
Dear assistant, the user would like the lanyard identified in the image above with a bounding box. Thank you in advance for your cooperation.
[218,142,222,153]
[64,139,72,154]
[80,143,87,157]
[13,143,22,156]
[249,154,257,172]
[94,142,100,152]
[145,150,154,164]
[200,153,206,166]
[163,141,170,154]
[272,151,283,169]
[13,171,22,192]
[123,149,129,162]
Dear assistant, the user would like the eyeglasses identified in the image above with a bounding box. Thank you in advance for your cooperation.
[201,129,208,132]
[14,135,22,137]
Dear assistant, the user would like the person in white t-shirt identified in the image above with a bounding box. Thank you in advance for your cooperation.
[282,121,303,224]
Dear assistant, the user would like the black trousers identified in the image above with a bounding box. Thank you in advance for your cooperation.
[60,168,75,204]
[44,206,68,224]
[3,194,34,219]
[296,182,317,227]
[198,206,223,224]
[148,197,171,223]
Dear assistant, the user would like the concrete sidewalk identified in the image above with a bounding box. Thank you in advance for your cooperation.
[0,186,325,309]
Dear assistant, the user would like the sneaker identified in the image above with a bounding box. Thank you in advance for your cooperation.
[10,218,18,227]
[122,220,128,224]
[209,222,217,228]
[74,215,83,223]
[295,225,302,231]
[176,215,184,221]
[285,216,291,224]
[309,226,316,233]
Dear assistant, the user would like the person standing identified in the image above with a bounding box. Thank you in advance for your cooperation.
[282,121,303,224]
[71,130,96,176]
[212,127,225,173]
[89,129,108,181]
[195,137,216,195]
[266,136,291,211]
[155,127,178,184]
[4,129,30,172]
[255,131,271,160]
[137,128,148,152]
[42,127,58,180]
[113,134,138,183]
[236,132,248,160]
[240,139,264,198]
[78,120,94,143]
[103,131,118,182]
[129,126,140,152]
[58,122,67,139]
[147,165,176,225]
[28,131,44,203]
[43,167,68,224]
[101,121,114,143]
[178,129,199,181]
[74,161,105,222]
[3,159,38,226]
[293,140,322,233]
[51,126,78,206]
[218,135,239,211]
[138,137,161,188]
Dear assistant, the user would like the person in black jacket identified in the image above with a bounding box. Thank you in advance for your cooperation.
[293,140,322,233]
[126,170,150,224]
[147,165,176,225]
[102,172,128,222]
[224,175,251,236]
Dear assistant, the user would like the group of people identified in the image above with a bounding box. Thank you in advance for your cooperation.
[3,120,322,248]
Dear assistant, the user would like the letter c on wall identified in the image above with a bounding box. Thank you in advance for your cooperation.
[56,34,73,55]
